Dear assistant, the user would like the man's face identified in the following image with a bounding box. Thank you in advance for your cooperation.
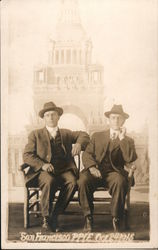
[43,110,60,127]
[109,113,125,130]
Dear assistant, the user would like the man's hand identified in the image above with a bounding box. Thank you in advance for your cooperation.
[42,163,54,173]
[71,143,81,156]
[119,127,126,140]
[89,166,102,178]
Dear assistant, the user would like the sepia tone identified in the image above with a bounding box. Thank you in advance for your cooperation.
[1,0,158,248]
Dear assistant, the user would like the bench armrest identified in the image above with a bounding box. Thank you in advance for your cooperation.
[19,163,31,176]
[125,163,136,177]
[124,163,137,189]
[19,163,30,171]
[19,154,81,177]
[128,164,137,178]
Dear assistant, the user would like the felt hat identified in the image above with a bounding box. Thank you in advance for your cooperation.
[39,102,63,118]
[104,104,129,119]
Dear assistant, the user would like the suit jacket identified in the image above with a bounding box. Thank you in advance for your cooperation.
[82,129,137,178]
[23,127,89,186]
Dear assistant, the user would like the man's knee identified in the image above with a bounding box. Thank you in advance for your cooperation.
[63,171,77,187]
[39,172,55,188]
[64,177,77,194]
[114,174,127,189]
[67,177,77,188]
[77,171,90,188]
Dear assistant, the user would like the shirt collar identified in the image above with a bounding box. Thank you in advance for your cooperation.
[110,128,119,137]
[46,126,58,133]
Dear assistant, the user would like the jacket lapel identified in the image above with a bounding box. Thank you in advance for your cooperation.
[58,129,67,155]
[100,130,110,162]
[100,130,120,162]
[109,137,120,152]
[43,127,51,149]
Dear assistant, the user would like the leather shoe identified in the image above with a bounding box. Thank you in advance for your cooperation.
[84,215,93,232]
[112,217,120,232]
[42,216,52,232]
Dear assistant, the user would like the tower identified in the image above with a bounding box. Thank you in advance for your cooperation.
[33,0,105,134]
[8,0,105,198]
[7,0,149,200]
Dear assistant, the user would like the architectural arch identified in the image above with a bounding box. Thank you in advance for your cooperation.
[61,104,88,129]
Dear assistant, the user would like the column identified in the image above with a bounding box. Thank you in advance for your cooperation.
[10,148,16,173]
[79,50,82,64]
[61,49,64,64]
[91,72,93,83]
[100,71,102,83]
[53,50,55,65]
[9,148,16,188]
[51,51,54,65]
[64,49,66,65]
[69,50,71,64]
[58,49,61,64]
[18,148,23,167]
[56,50,59,64]
[81,50,84,64]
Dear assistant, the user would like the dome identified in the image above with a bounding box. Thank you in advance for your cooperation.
[55,23,87,41]
[55,0,87,41]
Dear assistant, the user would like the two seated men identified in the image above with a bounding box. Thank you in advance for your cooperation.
[23,101,137,232]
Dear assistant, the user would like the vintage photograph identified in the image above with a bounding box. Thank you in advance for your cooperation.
[1,0,158,248]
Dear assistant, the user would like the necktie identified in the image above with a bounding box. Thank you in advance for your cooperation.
[111,132,116,140]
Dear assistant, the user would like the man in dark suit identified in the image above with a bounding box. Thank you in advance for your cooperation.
[23,101,89,232]
[77,105,137,232]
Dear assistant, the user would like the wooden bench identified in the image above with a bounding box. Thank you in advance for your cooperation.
[19,155,136,229]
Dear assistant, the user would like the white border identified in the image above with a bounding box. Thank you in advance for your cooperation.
[1,0,158,248]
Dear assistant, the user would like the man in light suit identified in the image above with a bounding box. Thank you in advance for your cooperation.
[23,101,89,232]
[77,105,137,232]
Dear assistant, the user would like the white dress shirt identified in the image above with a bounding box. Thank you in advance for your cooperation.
[110,128,119,140]
[46,126,58,138]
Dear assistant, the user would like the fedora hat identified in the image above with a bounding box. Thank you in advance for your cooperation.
[104,104,129,119]
[39,102,63,118]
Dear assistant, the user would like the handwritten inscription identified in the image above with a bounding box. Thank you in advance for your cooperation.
[20,232,135,243]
